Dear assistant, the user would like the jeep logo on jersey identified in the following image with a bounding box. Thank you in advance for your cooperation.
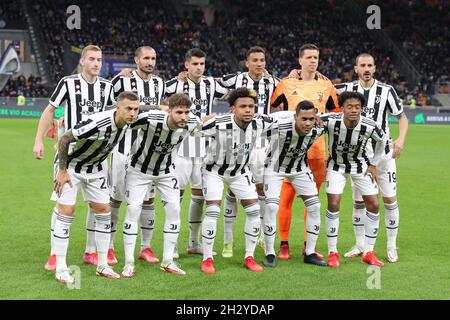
[79,99,103,109]
[257,93,267,102]
[192,98,208,107]
[363,106,375,116]
[140,96,158,105]
[153,141,176,154]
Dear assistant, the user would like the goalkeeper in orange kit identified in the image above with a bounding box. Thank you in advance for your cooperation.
[271,44,340,260]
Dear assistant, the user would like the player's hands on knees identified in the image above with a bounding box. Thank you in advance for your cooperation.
[392,139,404,159]
[54,170,73,197]
[365,165,379,185]
[33,141,44,160]
[119,68,133,78]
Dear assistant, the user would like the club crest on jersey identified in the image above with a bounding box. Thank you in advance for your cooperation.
[317,91,323,102]
[100,88,105,98]
[75,84,81,93]
[104,131,111,139]
[375,95,381,104]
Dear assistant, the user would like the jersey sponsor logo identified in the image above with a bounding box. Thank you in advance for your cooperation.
[337,141,358,153]
[192,98,209,107]
[285,146,307,157]
[152,140,177,154]
[140,96,158,105]
[79,99,103,109]
[363,106,376,117]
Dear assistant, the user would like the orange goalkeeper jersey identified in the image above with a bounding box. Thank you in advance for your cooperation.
[271,73,340,159]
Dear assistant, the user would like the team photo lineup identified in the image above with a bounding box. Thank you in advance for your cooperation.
[30,39,408,285]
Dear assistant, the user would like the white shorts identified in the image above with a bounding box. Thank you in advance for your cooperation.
[353,154,397,201]
[109,149,154,202]
[202,169,258,201]
[264,168,318,199]
[125,165,180,205]
[51,169,110,205]
[249,147,265,185]
[174,156,203,190]
[326,169,378,196]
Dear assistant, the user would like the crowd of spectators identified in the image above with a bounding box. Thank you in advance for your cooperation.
[31,0,230,83]
[0,75,50,98]
[367,0,449,98]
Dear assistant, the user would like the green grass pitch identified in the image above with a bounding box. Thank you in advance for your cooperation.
[1,119,449,300]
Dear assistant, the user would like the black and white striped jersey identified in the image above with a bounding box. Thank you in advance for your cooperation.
[198,113,275,177]
[111,70,165,155]
[334,80,403,153]
[219,72,280,115]
[264,111,325,174]
[49,73,115,131]
[68,109,127,174]
[165,76,227,157]
[322,113,386,174]
[128,110,202,176]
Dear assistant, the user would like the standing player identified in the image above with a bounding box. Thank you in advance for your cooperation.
[262,101,327,267]
[271,44,340,260]
[197,88,275,274]
[108,46,166,265]
[52,91,140,284]
[218,46,280,258]
[165,48,227,255]
[33,45,115,270]
[322,91,386,268]
[121,93,202,277]
[334,53,408,262]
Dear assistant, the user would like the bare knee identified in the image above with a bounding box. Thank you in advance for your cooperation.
[363,196,379,213]
[89,202,111,214]
[191,188,203,197]
[58,204,75,216]
[256,183,265,197]
[382,196,397,205]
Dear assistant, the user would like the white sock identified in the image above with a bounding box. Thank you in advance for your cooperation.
[140,203,155,249]
[325,209,339,253]
[258,195,266,239]
[123,204,140,265]
[109,201,121,249]
[223,193,237,244]
[162,201,181,264]
[50,207,58,255]
[385,201,399,249]
[202,204,220,260]
[353,202,366,248]
[264,198,279,256]
[188,195,204,248]
[305,197,321,255]
[244,203,260,258]
[53,213,73,272]
[95,213,111,268]
[85,207,96,253]
[364,210,380,253]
